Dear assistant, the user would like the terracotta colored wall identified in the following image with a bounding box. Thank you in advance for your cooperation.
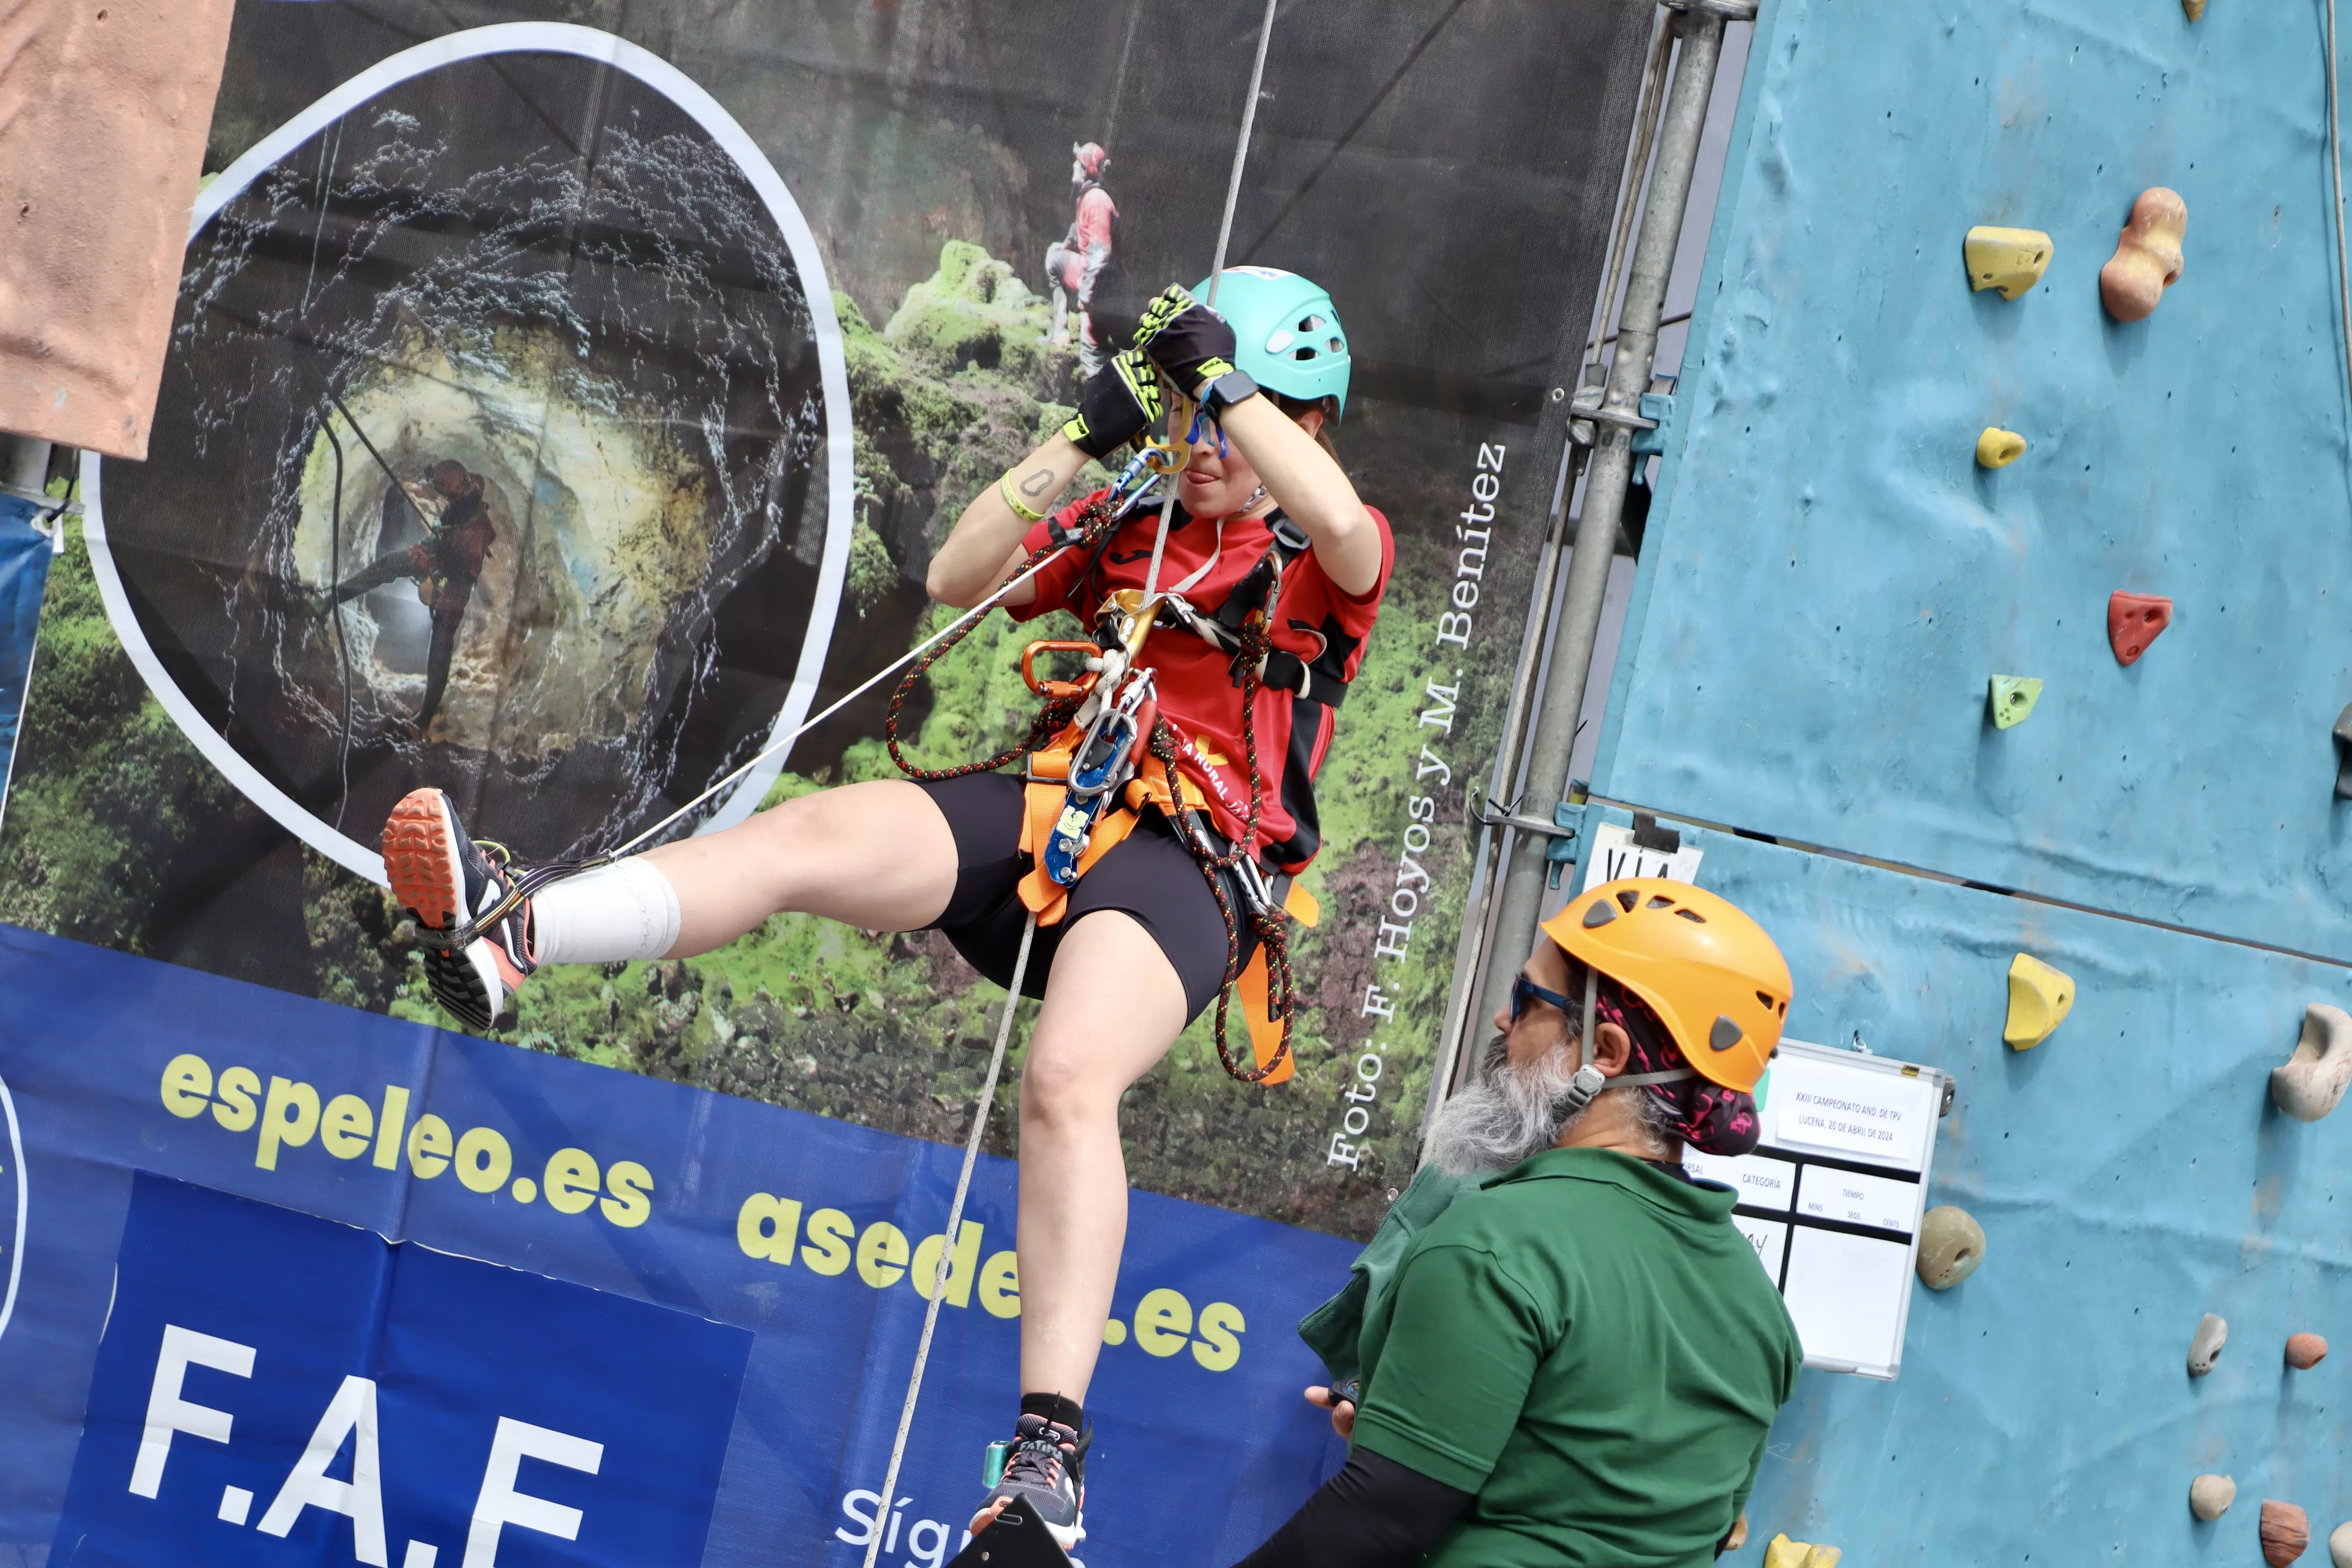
[0,0,234,459]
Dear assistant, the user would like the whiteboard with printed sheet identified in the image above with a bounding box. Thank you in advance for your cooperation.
[1684,1040,1949,1380]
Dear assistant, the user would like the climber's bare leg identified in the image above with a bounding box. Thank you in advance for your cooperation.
[1014,908,1188,1403]
[638,779,958,955]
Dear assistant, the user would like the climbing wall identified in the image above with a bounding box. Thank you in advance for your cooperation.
[1591,0,2352,1559]
[1602,0,2352,959]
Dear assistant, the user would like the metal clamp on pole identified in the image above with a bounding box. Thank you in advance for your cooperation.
[1662,0,1758,19]
[1569,393,1658,432]
[1470,789,1591,889]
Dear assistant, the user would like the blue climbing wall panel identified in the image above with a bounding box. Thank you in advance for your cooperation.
[1583,811,2352,1564]
[1585,0,2352,1557]
[1597,0,2352,961]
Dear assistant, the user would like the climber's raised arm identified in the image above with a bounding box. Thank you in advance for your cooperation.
[929,349,1168,608]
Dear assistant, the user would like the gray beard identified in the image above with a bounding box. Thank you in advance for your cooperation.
[1421,1032,1589,1178]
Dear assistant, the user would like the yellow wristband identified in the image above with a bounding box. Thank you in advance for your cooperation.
[999,472,1048,524]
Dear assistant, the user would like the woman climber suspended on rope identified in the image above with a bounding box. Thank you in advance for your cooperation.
[377,267,1389,1549]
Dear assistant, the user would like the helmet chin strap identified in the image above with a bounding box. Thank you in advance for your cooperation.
[1556,962,1696,1122]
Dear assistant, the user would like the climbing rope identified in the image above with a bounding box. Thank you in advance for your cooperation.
[319,415,354,832]
[1144,619,1298,1085]
[882,546,1295,1086]
[881,487,1132,784]
[407,443,1177,953]
[1137,0,1279,602]
[859,912,1037,1568]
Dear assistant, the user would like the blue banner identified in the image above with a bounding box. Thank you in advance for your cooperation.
[0,927,1353,1566]
[58,1174,750,1566]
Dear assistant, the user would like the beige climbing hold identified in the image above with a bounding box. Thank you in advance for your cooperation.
[1976,427,2027,468]
[1763,1536,1842,1568]
[2265,1501,2311,1566]
[1964,226,2054,299]
[2271,1004,2352,1122]
[2101,188,2187,321]
[2003,953,2075,1048]
[2191,1474,2237,1521]
[2327,1519,2352,1568]
[2288,1332,2330,1370]
[1916,1206,1986,1289]
[2188,1312,2229,1376]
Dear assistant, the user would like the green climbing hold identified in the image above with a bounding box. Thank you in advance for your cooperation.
[1988,675,2043,729]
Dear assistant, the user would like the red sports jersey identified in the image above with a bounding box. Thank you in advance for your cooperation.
[1010,492,1393,871]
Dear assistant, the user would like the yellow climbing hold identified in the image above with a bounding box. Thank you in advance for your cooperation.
[1977,427,2027,468]
[1965,225,2054,299]
[1763,1536,1844,1568]
[2004,953,2076,1049]
[2183,0,2205,20]
[1988,675,2043,729]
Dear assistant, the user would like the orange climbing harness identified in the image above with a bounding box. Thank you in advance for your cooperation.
[887,542,1318,1086]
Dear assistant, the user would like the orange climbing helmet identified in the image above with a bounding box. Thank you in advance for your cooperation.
[1537,877,1792,1095]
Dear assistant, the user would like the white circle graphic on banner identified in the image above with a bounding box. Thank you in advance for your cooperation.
[81,23,852,883]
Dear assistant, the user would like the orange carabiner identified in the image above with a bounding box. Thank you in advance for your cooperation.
[1021,641,1099,700]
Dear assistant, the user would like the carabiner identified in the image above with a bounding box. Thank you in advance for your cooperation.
[1020,641,1100,700]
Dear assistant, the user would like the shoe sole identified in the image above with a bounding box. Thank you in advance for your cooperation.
[430,947,498,1032]
[384,789,466,930]
[985,1489,1083,1552]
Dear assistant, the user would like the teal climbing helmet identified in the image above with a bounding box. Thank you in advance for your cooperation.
[1190,265,1351,417]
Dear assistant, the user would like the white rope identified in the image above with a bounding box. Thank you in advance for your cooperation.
[606,543,1083,861]
[861,12,1282,1538]
[861,914,1038,1568]
[1145,0,1280,599]
[1208,0,1280,305]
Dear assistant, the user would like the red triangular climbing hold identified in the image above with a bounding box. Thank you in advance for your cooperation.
[2108,592,2173,666]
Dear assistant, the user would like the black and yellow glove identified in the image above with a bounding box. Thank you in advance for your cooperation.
[1061,347,1164,460]
[1132,285,1239,398]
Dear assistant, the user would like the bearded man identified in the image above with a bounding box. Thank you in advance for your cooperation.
[1236,878,1803,1568]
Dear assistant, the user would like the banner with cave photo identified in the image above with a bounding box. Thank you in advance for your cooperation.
[6,0,1660,1239]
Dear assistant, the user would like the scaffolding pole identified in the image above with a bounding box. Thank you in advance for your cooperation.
[1462,1,1740,1060]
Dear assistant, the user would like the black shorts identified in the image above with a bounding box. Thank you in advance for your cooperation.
[917,771,1258,1020]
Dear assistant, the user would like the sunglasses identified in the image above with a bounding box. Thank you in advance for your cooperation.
[1510,972,1580,1024]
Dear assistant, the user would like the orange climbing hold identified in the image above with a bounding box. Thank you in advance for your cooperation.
[2288,1332,2330,1370]
[2101,188,2187,321]
[2264,1501,2312,1566]
[2108,592,2173,665]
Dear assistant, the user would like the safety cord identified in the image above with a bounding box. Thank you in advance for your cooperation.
[414,456,1177,953]
[860,914,1038,1568]
[305,382,436,818]
[323,389,442,541]
[418,548,1074,948]
[320,417,354,832]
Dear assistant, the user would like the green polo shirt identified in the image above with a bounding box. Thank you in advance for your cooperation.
[1350,1148,1801,1568]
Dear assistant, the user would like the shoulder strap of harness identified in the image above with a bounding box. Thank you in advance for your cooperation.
[1186,511,1355,708]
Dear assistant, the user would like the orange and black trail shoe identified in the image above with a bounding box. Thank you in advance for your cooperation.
[381,788,537,1031]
